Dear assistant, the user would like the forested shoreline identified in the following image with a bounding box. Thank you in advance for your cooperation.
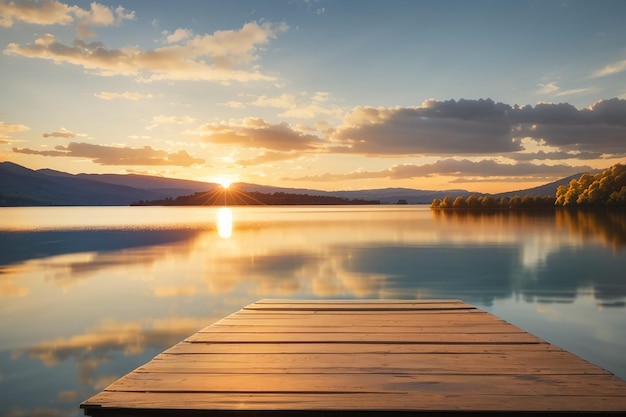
[432,163,625,209]
[132,189,380,206]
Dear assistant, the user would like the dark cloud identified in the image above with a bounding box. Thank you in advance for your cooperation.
[13,141,204,166]
[12,147,67,157]
[331,98,626,157]
[508,150,603,161]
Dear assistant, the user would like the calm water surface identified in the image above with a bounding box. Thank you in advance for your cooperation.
[0,206,625,417]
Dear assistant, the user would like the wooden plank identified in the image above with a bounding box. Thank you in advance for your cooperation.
[250,299,470,309]
[184,331,542,344]
[217,312,504,325]
[104,372,626,397]
[141,352,611,375]
[202,323,522,334]
[163,341,564,355]
[244,304,477,311]
[81,299,626,416]
[83,391,626,413]
[254,299,464,304]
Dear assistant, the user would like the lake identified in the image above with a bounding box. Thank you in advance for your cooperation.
[1,205,625,417]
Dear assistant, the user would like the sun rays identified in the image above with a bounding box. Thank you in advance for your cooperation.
[193,185,267,206]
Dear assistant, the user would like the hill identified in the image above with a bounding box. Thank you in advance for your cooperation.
[0,162,216,206]
[233,183,471,205]
[493,173,594,199]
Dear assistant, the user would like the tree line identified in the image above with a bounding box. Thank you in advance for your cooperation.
[432,163,625,209]
[554,163,626,207]
[132,189,380,206]
[431,194,555,209]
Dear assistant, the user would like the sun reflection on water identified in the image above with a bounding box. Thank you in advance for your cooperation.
[217,207,233,239]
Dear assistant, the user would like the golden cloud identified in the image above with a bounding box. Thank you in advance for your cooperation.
[4,21,288,82]
[13,317,216,388]
[199,118,324,152]
[0,0,74,27]
[13,141,205,166]
[0,121,30,140]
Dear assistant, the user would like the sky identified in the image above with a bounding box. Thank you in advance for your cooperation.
[1,0,626,193]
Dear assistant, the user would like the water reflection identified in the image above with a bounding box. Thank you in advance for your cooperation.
[217,207,233,239]
[431,208,626,250]
[556,209,626,250]
[0,206,625,416]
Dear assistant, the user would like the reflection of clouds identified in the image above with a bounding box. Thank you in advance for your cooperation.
[0,280,28,297]
[3,207,623,310]
[43,248,185,288]
[209,252,319,295]
[306,257,387,298]
[57,390,78,403]
[13,317,215,389]
[2,206,624,417]
[518,246,626,305]
[1,263,30,297]
[3,406,70,417]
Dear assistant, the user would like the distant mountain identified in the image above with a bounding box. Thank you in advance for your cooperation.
[0,161,589,206]
[493,173,593,199]
[0,162,217,206]
[234,183,471,204]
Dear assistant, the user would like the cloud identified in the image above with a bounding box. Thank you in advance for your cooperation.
[509,150,603,161]
[555,88,593,97]
[0,121,29,140]
[237,150,300,166]
[536,82,593,98]
[74,2,135,38]
[250,93,297,108]
[0,0,134,37]
[514,98,626,153]
[13,141,205,166]
[42,127,78,138]
[0,0,73,27]
[4,21,288,82]
[287,159,593,183]
[592,58,626,78]
[198,118,324,152]
[94,91,152,100]
[332,99,522,155]
[163,28,193,44]
[330,98,626,157]
[536,82,559,95]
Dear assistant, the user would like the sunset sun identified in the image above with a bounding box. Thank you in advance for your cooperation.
[214,176,233,189]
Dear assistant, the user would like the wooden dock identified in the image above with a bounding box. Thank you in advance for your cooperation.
[81,299,626,416]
